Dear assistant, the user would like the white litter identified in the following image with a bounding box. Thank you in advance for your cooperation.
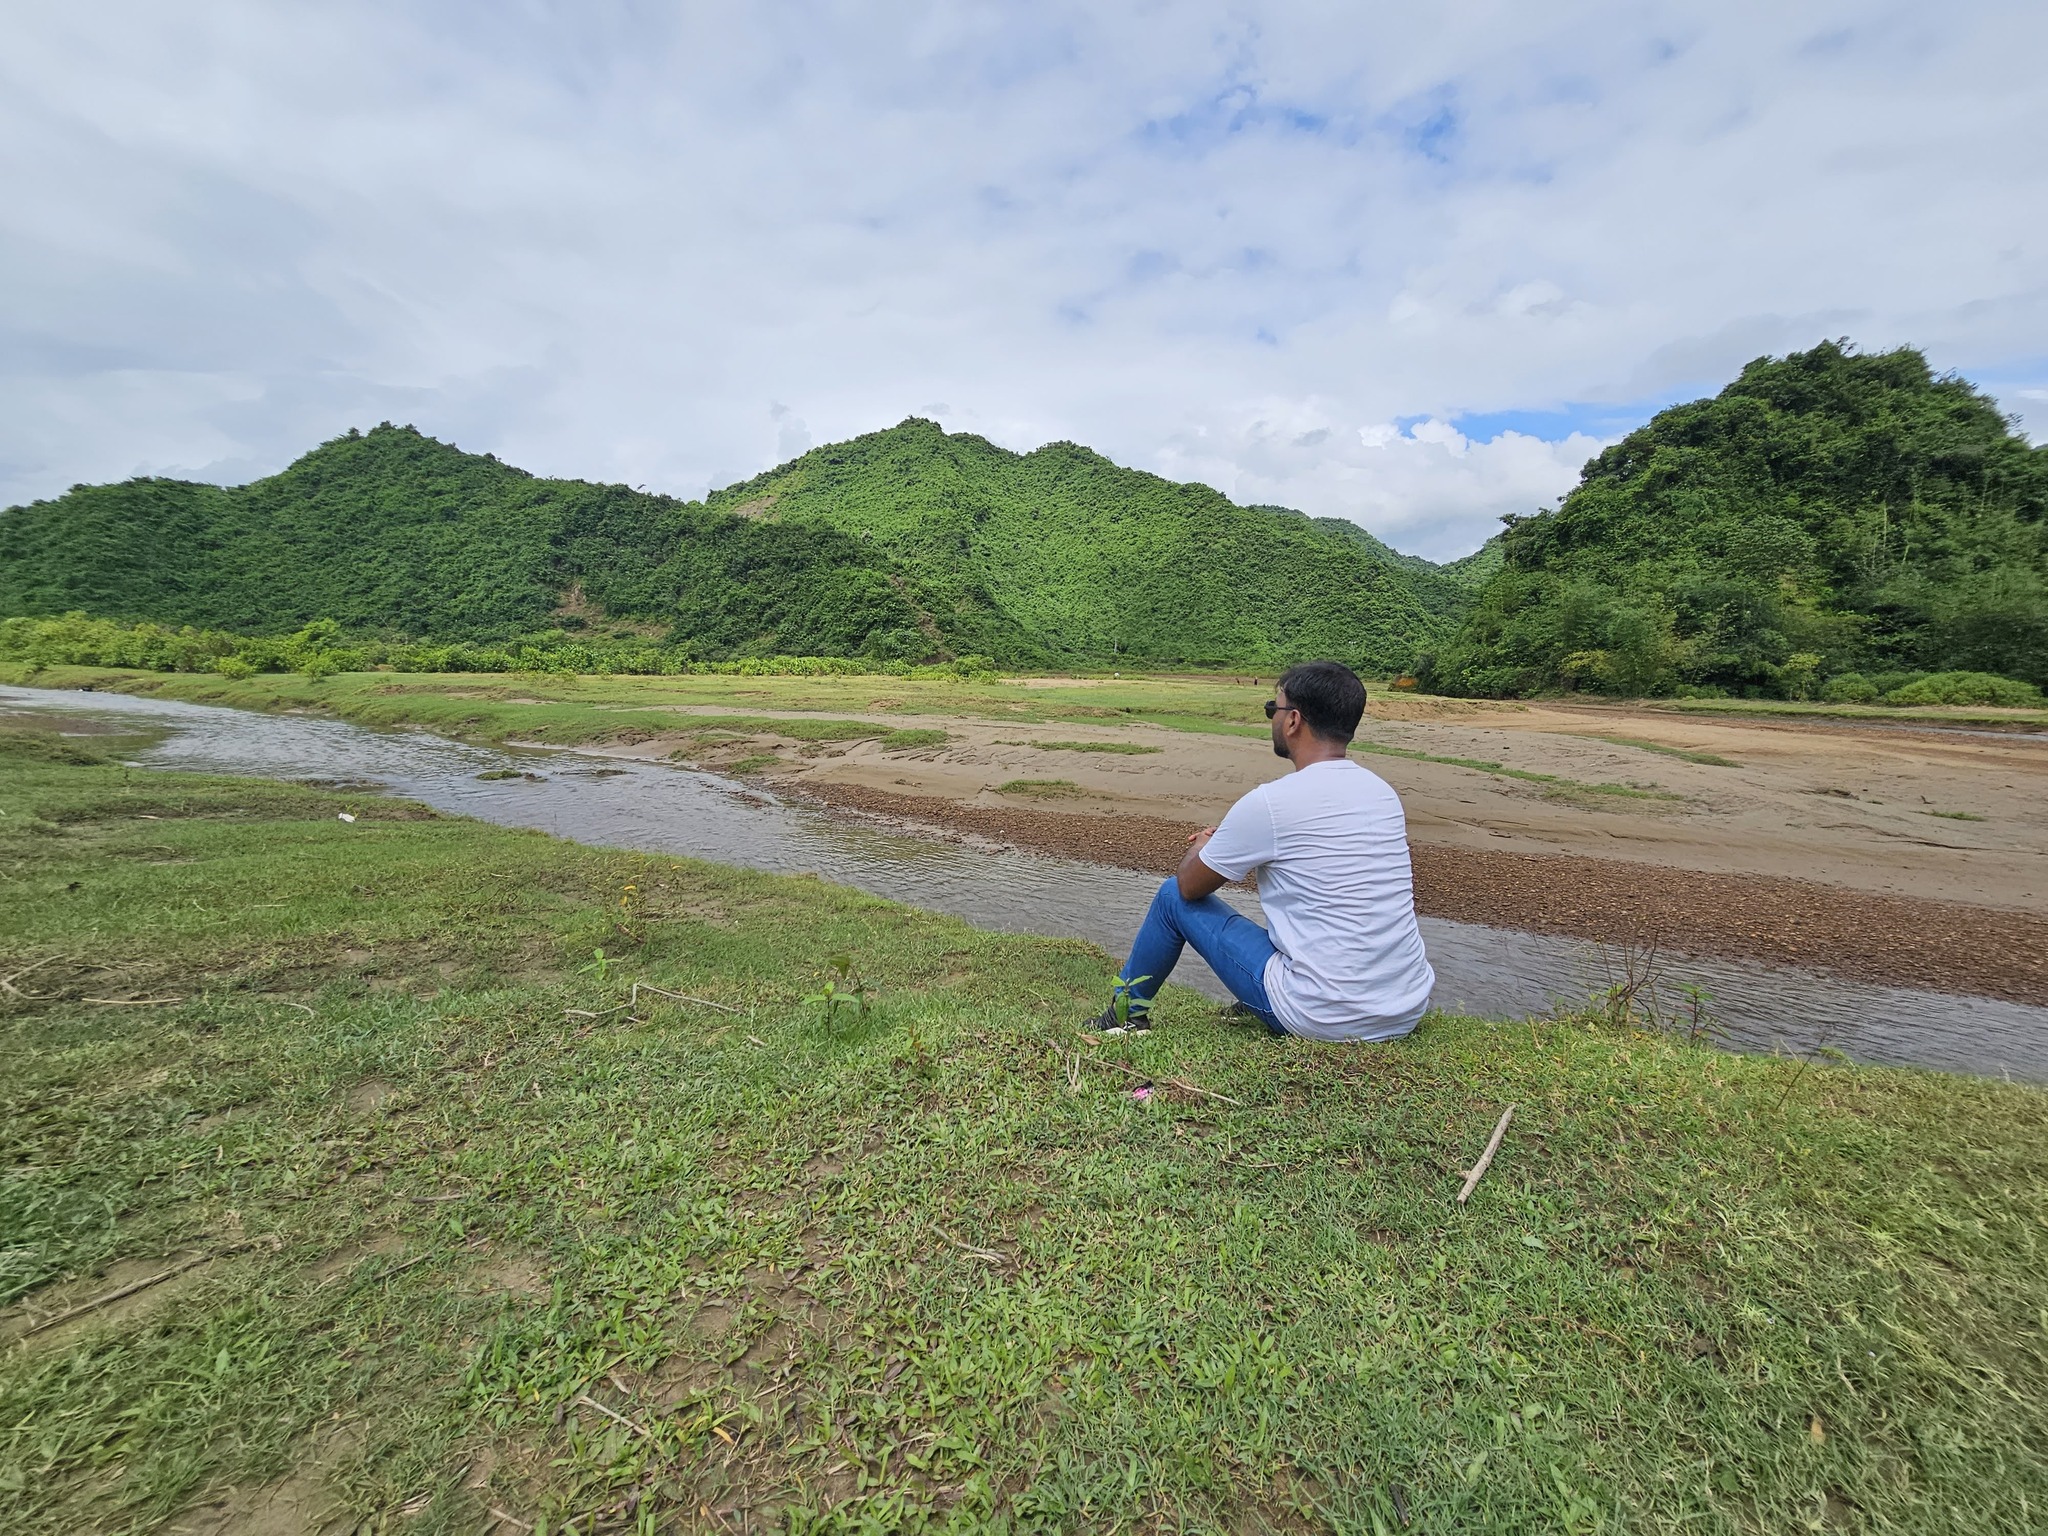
[337,812,356,823]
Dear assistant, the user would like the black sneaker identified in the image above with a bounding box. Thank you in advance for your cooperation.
[1081,1003,1151,1036]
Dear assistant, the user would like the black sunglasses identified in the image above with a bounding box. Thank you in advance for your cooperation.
[1264,699,1297,719]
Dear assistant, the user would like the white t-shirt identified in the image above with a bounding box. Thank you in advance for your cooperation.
[1197,758,1435,1041]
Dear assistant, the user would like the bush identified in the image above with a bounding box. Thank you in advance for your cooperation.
[0,612,997,684]
[1819,672,1880,704]
[1883,671,2044,707]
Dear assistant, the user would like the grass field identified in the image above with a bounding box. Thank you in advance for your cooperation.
[7,660,2046,742]
[0,664,1281,746]
[2,721,2046,1533]
[0,667,1689,808]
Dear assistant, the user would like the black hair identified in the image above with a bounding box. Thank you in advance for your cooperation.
[1276,661,1367,743]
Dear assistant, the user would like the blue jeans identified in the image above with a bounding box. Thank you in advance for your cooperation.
[1118,879,1287,1035]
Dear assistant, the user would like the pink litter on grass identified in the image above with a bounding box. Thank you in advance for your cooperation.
[1130,1084,1153,1102]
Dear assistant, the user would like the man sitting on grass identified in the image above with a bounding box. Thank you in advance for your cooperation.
[1083,660,1435,1041]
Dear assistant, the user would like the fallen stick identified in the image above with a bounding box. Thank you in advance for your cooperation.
[0,954,68,997]
[939,1230,1008,1264]
[1054,1042,1246,1107]
[576,1393,652,1440]
[405,1192,471,1204]
[489,1509,534,1533]
[23,1243,253,1335]
[83,996,184,1006]
[1457,1105,1516,1205]
[631,982,742,1015]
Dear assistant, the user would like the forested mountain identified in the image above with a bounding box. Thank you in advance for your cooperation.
[0,428,936,660]
[704,420,1449,668]
[1426,342,2048,697]
[1298,513,1490,620]
[0,420,1460,671]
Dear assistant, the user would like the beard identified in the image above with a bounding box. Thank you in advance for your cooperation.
[1271,724,1290,759]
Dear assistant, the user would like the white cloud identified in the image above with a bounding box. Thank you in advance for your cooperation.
[1159,403,1603,559]
[2,2,2046,556]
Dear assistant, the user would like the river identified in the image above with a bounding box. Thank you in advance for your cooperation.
[6,683,2044,1083]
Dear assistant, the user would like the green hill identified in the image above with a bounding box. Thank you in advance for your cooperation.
[1425,342,2048,697]
[0,426,936,661]
[1296,513,1488,620]
[1,421,1465,670]
[704,420,1450,669]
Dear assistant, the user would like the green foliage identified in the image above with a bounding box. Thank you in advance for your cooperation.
[708,420,1452,671]
[0,425,947,662]
[1819,671,1882,703]
[2,420,1461,672]
[1883,670,2043,707]
[1427,342,2048,698]
[1303,513,1486,621]
[0,612,997,683]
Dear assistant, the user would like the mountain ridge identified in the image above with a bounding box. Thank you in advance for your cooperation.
[1,418,1467,671]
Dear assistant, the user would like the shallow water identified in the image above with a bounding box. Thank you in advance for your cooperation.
[7,683,2046,1083]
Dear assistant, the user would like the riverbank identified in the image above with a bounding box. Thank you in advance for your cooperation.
[4,717,2047,1532]
[12,665,2044,1004]
[794,782,2048,1007]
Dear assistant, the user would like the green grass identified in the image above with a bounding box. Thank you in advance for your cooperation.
[0,664,1284,743]
[1585,735,1741,768]
[5,663,1685,810]
[1924,810,1988,822]
[1635,695,2048,729]
[993,779,1083,798]
[2,727,2046,1532]
[1001,740,1164,755]
[1346,739,1683,802]
[728,753,780,775]
[878,729,950,751]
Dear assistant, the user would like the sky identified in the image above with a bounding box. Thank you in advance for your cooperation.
[4,2,2046,560]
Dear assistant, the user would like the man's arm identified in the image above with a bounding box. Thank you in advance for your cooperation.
[1177,827,1230,901]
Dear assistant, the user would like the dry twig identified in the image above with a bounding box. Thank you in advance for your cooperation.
[23,1242,255,1335]
[1054,1041,1245,1107]
[1457,1106,1516,1205]
[631,981,742,1014]
[576,1393,652,1440]
[940,1229,1008,1264]
[0,954,68,997]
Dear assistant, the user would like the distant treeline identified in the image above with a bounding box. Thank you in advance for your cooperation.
[0,613,999,683]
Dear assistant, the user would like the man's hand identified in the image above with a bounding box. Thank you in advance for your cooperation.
[1176,826,1228,901]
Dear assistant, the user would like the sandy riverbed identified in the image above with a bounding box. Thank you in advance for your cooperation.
[579,693,2048,1003]
[595,693,2047,910]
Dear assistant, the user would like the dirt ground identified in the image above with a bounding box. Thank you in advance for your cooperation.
[588,695,2048,1003]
